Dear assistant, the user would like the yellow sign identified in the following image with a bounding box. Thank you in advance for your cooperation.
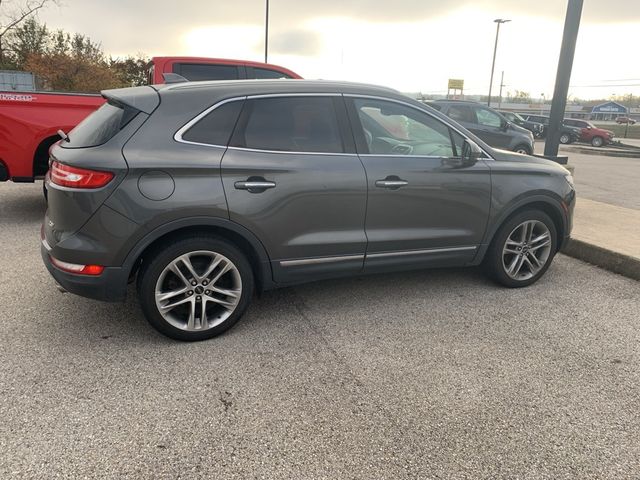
[448,79,464,90]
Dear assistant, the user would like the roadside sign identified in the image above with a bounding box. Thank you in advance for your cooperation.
[448,79,464,90]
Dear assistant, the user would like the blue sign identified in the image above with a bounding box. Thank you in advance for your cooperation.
[591,101,627,114]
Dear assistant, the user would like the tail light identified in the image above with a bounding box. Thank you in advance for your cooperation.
[50,256,104,276]
[50,161,113,189]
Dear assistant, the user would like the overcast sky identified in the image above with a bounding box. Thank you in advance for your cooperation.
[38,0,640,100]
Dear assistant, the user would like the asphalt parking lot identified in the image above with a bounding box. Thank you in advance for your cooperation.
[1,182,639,478]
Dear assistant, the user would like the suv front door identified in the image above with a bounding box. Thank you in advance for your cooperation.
[221,95,368,283]
[346,97,491,272]
[472,106,513,148]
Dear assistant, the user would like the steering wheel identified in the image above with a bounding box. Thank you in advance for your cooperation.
[391,143,414,155]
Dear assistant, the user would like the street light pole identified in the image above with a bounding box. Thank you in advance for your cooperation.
[264,0,269,63]
[488,18,510,107]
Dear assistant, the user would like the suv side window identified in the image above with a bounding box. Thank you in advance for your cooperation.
[233,96,344,153]
[446,105,475,123]
[476,107,503,128]
[353,98,456,157]
[173,63,240,81]
[181,100,245,146]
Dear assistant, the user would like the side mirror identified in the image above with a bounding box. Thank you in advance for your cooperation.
[460,139,483,166]
[501,120,511,131]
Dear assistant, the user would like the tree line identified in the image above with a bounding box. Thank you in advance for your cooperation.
[0,17,149,92]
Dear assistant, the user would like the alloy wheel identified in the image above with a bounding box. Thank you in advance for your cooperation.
[154,250,242,331]
[502,220,552,281]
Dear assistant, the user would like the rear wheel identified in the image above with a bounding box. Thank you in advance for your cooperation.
[591,136,604,147]
[137,236,254,341]
[484,210,557,288]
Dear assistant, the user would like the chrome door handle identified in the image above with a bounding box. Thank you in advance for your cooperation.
[375,179,408,189]
[234,177,276,193]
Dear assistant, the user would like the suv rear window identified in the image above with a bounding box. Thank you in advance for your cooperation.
[174,63,239,81]
[62,101,138,148]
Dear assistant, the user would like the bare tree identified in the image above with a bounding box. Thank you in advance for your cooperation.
[0,0,57,65]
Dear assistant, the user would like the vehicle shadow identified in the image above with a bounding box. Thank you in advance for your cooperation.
[45,265,490,348]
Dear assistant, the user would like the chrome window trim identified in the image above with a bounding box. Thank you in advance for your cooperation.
[227,146,357,157]
[345,93,495,160]
[280,254,364,267]
[366,246,477,259]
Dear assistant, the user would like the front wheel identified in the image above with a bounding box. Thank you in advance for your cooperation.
[137,236,254,341]
[591,136,604,147]
[559,133,571,144]
[514,144,532,155]
[484,210,557,288]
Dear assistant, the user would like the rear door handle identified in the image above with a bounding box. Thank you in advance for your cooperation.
[234,177,276,193]
[375,177,408,189]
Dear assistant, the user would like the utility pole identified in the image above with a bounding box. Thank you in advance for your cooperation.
[625,93,633,138]
[264,0,270,63]
[488,19,510,107]
[498,71,505,108]
[544,0,584,160]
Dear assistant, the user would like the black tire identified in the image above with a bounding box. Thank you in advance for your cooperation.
[514,144,532,155]
[591,136,604,147]
[483,209,557,288]
[137,235,254,341]
[559,133,571,144]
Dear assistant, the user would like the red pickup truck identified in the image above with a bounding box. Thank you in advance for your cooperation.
[0,56,300,183]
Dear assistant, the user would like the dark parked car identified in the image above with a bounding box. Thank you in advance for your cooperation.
[563,118,614,147]
[519,114,582,144]
[42,80,575,341]
[498,110,545,138]
[429,100,534,155]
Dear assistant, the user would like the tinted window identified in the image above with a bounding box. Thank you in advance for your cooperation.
[174,63,239,81]
[63,102,137,148]
[354,98,455,157]
[251,67,291,79]
[476,108,502,128]
[181,100,244,146]
[446,105,475,123]
[234,97,344,153]
[428,103,442,111]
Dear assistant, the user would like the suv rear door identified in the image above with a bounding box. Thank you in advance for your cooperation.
[220,94,368,283]
[346,96,491,271]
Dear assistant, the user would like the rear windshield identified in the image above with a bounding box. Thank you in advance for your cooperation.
[62,101,138,148]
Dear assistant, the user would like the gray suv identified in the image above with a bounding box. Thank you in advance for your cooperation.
[42,80,575,341]
[430,100,535,155]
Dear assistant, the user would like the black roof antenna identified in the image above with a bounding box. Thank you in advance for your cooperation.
[162,73,189,84]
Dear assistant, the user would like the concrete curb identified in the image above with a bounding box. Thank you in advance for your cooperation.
[562,239,640,281]
[559,145,640,158]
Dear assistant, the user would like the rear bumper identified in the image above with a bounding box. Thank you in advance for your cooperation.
[41,242,128,302]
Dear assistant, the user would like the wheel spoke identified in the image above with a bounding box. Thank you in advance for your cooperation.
[200,255,223,282]
[199,298,208,330]
[156,287,188,303]
[530,232,550,246]
[529,239,550,252]
[207,295,237,310]
[210,286,240,298]
[528,252,542,269]
[180,254,200,282]
[186,299,196,330]
[209,262,233,286]
[160,296,192,311]
[169,264,190,286]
